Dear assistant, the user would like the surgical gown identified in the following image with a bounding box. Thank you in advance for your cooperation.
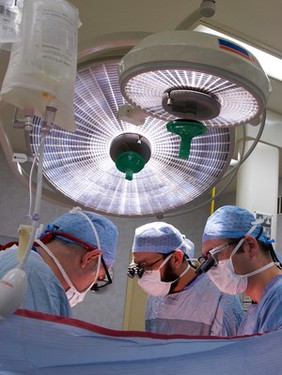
[237,275,282,335]
[0,245,72,317]
[145,273,243,336]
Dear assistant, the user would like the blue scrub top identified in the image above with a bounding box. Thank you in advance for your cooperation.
[0,245,72,317]
[237,275,282,335]
[145,273,243,336]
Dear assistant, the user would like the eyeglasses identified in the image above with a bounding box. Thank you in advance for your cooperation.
[209,240,241,265]
[127,255,167,279]
[91,256,113,291]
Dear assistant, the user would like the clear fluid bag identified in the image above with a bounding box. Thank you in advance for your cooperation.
[0,0,80,131]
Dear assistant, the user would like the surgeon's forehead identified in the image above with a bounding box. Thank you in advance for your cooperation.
[133,251,162,263]
[202,238,228,256]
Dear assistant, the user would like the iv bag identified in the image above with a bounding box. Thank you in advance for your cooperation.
[0,0,80,131]
[0,0,23,46]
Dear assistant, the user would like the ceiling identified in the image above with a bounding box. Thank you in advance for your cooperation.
[0,0,282,214]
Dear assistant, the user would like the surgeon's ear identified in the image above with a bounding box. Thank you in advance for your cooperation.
[172,250,184,268]
[243,235,259,258]
[80,250,100,269]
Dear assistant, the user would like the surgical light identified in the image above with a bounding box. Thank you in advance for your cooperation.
[118,31,271,127]
[28,57,235,217]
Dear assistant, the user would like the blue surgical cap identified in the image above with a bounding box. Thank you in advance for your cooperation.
[132,222,194,257]
[202,205,270,244]
[41,208,118,267]
[184,238,195,258]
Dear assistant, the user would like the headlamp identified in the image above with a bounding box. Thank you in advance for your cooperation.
[127,262,144,279]
[195,257,216,275]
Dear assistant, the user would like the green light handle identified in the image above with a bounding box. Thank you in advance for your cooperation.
[167,120,208,159]
[115,151,145,181]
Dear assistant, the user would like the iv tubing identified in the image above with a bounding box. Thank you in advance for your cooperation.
[20,134,46,268]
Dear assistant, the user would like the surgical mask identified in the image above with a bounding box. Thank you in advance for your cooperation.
[209,257,275,294]
[208,220,274,294]
[208,231,276,295]
[138,254,190,296]
[35,239,101,307]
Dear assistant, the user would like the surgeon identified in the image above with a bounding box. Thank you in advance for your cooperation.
[201,205,282,335]
[0,207,118,317]
[129,222,243,336]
